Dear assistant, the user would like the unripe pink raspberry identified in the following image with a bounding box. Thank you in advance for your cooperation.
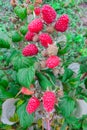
[34,7,41,16]
[21,87,34,95]
[46,55,60,69]
[55,14,69,32]
[41,4,57,24]
[43,91,56,112]
[28,18,43,33]
[39,33,53,48]
[22,44,38,56]
[25,31,35,41]
[26,97,40,114]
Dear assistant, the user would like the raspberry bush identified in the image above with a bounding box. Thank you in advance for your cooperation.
[0,0,87,130]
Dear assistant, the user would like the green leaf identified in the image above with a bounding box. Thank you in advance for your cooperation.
[51,2,60,10]
[0,31,10,48]
[59,96,75,117]
[82,118,87,130]
[80,48,87,56]
[20,25,28,35]
[36,72,52,90]
[0,70,5,78]
[0,86,12,99]
[28,5,34,11]
[12,55,35,70]
[74,35,84,43]
[0,79,8,88]
[12,31,22,42]
[14,6,27,20]
[84,78,87,89]
[17,102,34,128]
[66,116,81,129]
[3,49,19,64]
[17,66,35,88]
[80,64,87,74]
[59,45,69,55]
[62,68,73,82]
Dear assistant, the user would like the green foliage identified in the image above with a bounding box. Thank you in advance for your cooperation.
[0,31,10,48]
[36,72,52,90]
[12,31,22,42]
[80,63,87,74]
[17,102,34,128]
[14,6,27,20]
[20,25,28,35]
[17,66,35,88]
[0,0,87,129]
[82,118,87,130]
[62,68,73,82]
[66,116,81,129]
[59,96,75,117]
[12,55,36,70]
[0,86,12,99]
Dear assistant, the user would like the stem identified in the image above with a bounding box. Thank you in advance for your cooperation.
[15,91,21,98]
[42,118,44,130]
[47,118,50,130]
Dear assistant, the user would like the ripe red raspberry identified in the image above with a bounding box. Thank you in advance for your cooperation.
[46,55,60,69]
[28,18,43,33]
[55,14,69,32]
[34,7,41,16]
[26,97,40,114]
[43,91,56,112]
[22,44,38,56]
[41,4,57,24]
[39,33,53,48]
[25,31,35,41]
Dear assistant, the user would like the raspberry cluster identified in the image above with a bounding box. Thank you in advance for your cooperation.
[26,91,56,114]
[23,4,68,115]
[22,4,69,69]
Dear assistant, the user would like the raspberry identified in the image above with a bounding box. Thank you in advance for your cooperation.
[46,56,60,69]
[55,14,69,32]
[34,7,41,16]
[26,97,40,114]
[28,18,43,33]
[21,87,34,95]
[25,31,35,41]
[39,33,53,48]
[41,4,57,24]
[43,91,56,112]
[22,44,38,56]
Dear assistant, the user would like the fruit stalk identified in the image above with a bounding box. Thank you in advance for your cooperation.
[47,118,50,130]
